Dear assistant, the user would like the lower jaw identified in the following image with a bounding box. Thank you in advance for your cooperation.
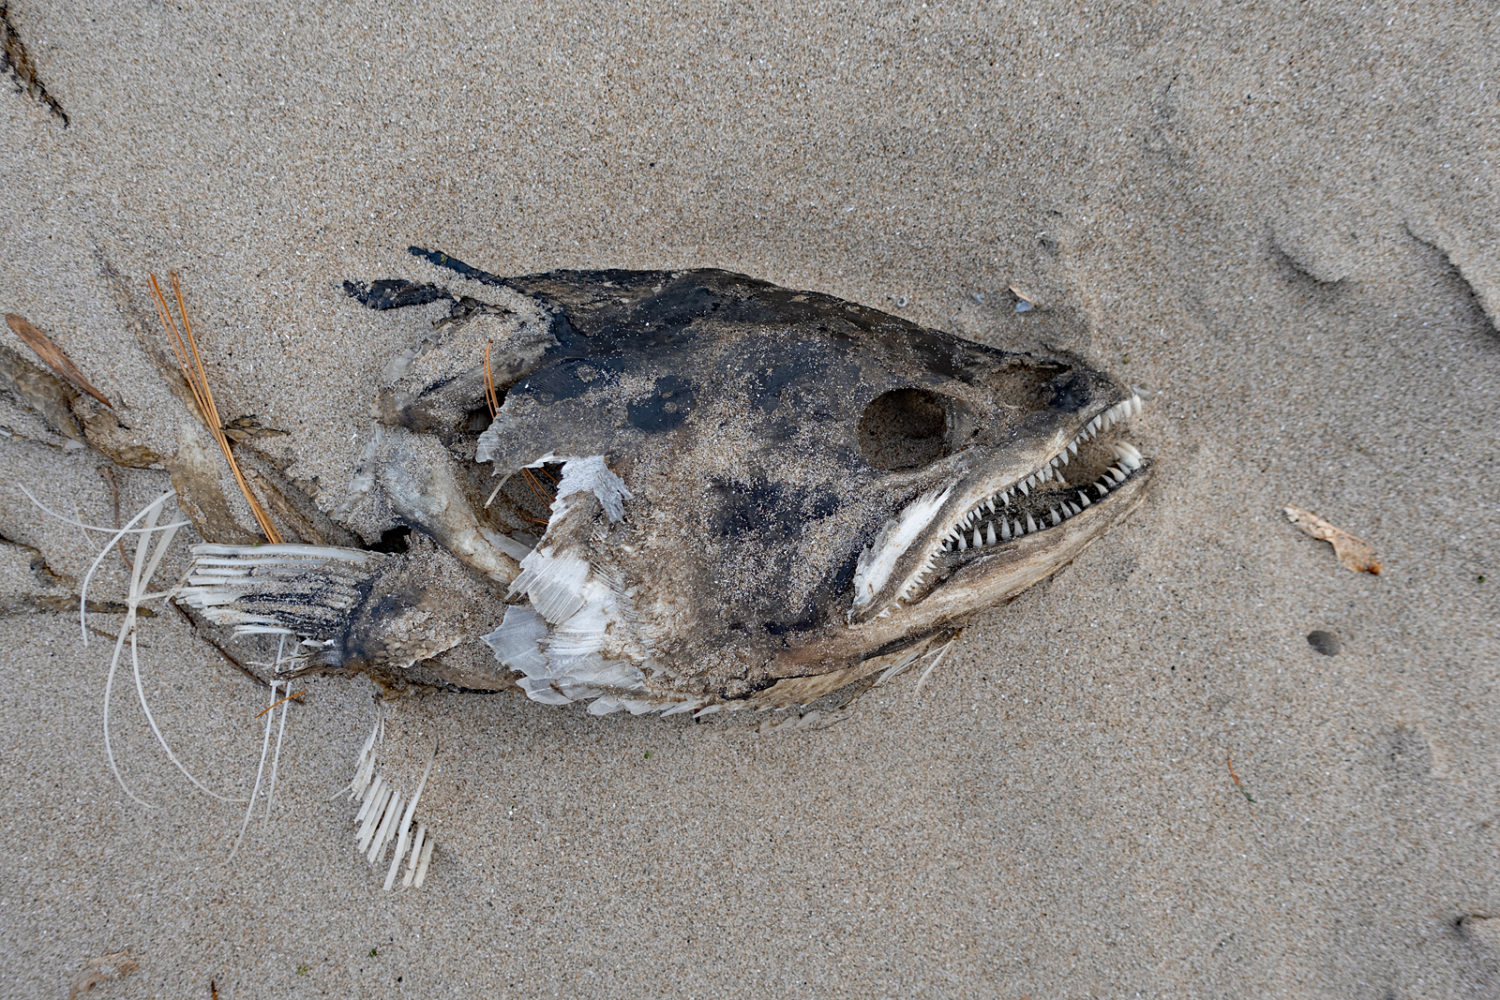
[840,470,1151,657]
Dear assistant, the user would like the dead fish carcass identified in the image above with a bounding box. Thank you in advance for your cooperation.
[180,249,1152,715]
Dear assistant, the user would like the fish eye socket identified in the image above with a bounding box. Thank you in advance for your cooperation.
[857,387,955,471]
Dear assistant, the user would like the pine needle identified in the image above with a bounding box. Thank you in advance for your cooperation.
[483,339,500,418]
[253,688,307,718]
[148,273,282,543]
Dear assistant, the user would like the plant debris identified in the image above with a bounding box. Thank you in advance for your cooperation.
[5,313,111,407]
[1226,755,1255,804]
[1,2,68,125]
[148,273,282,543]
[1284,505,1381,574]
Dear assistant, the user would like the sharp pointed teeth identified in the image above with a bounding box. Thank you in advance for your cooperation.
[1110,465,1127,482]
[1078,491,1090,507]
[1068,440,1078,456]
[1057,449,1070,465]
[971,526,982,547]
[1115,442,1142,469]
[1095,484,1109,499]
[1019,480,1030,496]
[1130,393,1142,416]
[1025,513,1037,533]
[1065,501,1080,516]
[958,533,969,551]
[985,522,997,545]
[1001,519,1012,541]
[984,499,995,514]
[1049,508,1061,526]
[1089,415,1102,431]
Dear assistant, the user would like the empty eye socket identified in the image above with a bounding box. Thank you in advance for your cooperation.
[857,388,955,470]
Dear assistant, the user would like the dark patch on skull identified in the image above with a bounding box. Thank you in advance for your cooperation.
[342,279,452,311]
[516,356,616,405]
[711,478,803,537]
[627,375,696,432]
[703,477,855,636]
[745,337,853,414]
[1047,371,1098,413]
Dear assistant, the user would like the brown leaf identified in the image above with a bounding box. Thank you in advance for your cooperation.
[5,313,112,408]
[1284,505,1381,574]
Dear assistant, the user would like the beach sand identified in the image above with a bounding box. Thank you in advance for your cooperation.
[2,2,1497,996]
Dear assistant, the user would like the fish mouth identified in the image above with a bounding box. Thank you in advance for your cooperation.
[852,392,1149,620]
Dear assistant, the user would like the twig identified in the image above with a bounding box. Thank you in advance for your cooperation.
[1226,755,1255,804]
[98,465,131,572]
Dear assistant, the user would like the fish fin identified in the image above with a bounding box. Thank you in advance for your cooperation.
[179,543,393,641]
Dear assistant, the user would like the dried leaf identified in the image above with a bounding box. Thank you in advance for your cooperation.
[5,313,112,407]
[1284,505,1381,574]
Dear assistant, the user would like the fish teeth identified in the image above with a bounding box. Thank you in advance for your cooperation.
[1111,442,1142,470]
[940,412,1147,559]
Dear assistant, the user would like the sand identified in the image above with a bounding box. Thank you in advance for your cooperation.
[2,1,1497,996]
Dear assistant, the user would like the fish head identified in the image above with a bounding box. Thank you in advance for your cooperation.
[442,266,1150,704]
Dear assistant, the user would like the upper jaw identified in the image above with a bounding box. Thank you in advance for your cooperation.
[850,392,1146,621]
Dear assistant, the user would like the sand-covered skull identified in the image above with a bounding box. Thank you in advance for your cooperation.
[181,249,1151,714]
